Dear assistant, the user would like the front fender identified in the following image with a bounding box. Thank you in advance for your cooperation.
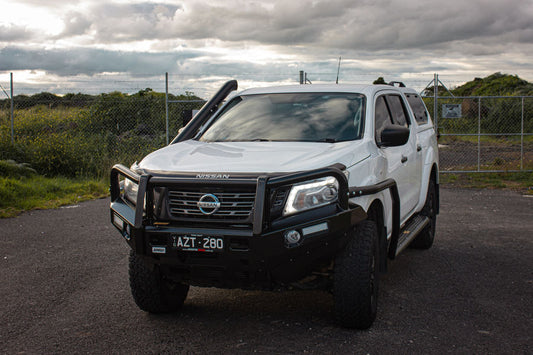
[417,146,439,210]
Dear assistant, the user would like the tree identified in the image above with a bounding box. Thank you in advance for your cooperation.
[373,77,386,85]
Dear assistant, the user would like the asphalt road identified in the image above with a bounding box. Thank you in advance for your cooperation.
[1,188,532,354]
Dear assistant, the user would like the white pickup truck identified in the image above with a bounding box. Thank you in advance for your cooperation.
[110,80,439,329]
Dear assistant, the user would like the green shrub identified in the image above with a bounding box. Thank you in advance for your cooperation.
[0,160,37,178]
[0,94,182,178]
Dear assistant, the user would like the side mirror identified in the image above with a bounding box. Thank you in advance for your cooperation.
[380,125,410,147]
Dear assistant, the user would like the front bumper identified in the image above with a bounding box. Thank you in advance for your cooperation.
[123,208,361,288]
[110,164,373,289]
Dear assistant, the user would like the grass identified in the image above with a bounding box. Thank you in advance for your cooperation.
[0,160,531,219]
[2,172,531,219]
[0,175,108,218]
[440,171,533,194]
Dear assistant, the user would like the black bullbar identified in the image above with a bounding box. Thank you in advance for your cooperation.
[110,163,352,231]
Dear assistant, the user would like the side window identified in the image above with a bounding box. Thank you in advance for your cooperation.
[386,95,409,127]
[405,93,429,125]
[375,96,393,144]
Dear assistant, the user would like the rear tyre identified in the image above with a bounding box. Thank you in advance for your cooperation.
[129,251,189,313]
[410,179,437,249]
[334,220,379,329]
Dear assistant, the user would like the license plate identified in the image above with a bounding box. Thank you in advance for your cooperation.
[173,235,224,252]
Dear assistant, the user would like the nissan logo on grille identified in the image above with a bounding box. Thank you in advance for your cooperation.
[197,194,221,215]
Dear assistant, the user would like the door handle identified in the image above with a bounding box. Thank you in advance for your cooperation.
[417,144,422,152]
[401,155,408,163]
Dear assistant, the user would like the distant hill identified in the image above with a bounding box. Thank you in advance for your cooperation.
[421,73,533,97]
[451,73,533,96]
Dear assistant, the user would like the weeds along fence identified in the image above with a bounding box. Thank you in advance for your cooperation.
[0,92,204,178]
[423,96,533,173]
[0,87,532,180]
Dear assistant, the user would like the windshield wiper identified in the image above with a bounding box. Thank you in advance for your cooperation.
[319,138,337,143]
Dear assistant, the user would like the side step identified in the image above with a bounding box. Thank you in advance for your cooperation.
[395,215,429,257]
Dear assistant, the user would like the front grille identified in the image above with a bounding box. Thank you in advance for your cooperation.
[168,190,255,220]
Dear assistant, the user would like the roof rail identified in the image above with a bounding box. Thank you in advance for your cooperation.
[388,81,406,87]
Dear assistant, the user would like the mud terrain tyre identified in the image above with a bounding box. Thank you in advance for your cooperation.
[410,179,437,249]
[334,220,379,329]
[129,251,189,313]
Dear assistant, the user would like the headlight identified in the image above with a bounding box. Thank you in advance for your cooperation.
[283,176,339,216]
[124,178,139,204]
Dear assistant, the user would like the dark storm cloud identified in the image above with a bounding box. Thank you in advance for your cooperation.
[0,44,300,84]
[65,0,533,51]
[163,1,348,44]
[0,46,199,75]
[320,0,533,52]
[3,0,532,56]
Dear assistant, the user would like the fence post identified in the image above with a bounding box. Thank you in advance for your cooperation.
[433,73,438,134]
[521,97,524,170]
[299,71,304,85]
[10,72,14,144]
[477,97,481,172]
[165,72,169,145]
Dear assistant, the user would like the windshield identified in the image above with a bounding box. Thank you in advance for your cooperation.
[198,93,365,142]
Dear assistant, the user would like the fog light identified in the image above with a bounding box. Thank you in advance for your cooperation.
[284,230,301,246]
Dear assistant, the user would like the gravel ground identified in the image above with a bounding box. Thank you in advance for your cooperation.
[0,188,532,354]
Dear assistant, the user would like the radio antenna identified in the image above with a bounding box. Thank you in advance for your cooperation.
[335,57,341,84]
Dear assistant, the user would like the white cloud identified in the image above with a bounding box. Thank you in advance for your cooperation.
[0,2,64,35]
[0,24,35,41]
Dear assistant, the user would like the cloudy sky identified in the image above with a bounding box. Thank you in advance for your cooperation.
[1,0,532,97]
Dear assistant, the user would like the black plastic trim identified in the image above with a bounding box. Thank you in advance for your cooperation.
[348,179,401,259]
[388,81,406,87]
[253,176,268,235]
[110,163,140,200]
[435,182,440,215]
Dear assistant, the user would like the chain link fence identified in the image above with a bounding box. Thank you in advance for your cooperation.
[1,80,532,179]
[423,96,533,172]
[0,93,204,178]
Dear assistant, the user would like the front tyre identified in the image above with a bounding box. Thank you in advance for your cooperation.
[334,220,379,329]
[129,251,189,313]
